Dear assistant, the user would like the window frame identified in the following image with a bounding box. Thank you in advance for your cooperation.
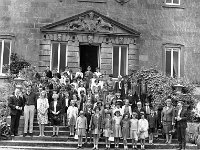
[112,45,128,78]
[50,42,68,72]
[165,0,180,5]
[0,39,12,74]
[165,47,181,78]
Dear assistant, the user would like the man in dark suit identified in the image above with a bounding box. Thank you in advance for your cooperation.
[175,101,187,150]
[114,75,125,99]
[133,101,146,119]
[8,88,24,136]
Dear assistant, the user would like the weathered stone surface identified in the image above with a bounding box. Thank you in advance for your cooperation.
[128,54,137,60]
[68,62,79,68]
[101,64,112,70]
[68,52,79,57]
[40,50,51,55]
[139,55,148,62]
[101,47,112,53]
[67,56,79,63]
[68,46,79,52]
[0,0,199,82]
[101,53,112,59]
[101,58,112,64]
[39,55,50,61]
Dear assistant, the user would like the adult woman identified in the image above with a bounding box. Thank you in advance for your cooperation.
[161,99,175,144]
[37,90,49,137]
[49,92,62,137]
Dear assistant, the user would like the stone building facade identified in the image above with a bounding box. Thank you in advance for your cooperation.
[0,0,200,81]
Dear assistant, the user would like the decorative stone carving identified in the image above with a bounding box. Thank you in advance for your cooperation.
[65,12,113,33]
[57,34,62,41]
[115,0,131,5]
[118,37,124,44]
[88,35,94,44]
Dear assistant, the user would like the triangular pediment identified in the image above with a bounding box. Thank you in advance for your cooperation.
[41,10,140,36]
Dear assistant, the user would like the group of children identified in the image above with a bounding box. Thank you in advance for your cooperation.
[73,99,158,150]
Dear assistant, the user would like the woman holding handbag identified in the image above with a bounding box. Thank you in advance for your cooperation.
[49,91,62,137]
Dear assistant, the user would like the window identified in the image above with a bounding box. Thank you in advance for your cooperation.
[112,45,128,78]
[165,48,180,78]
[51,42,68,73]
[165,0,180,5]
[0,40,11,74]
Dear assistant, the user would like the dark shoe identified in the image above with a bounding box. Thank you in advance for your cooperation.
[176,148,181,150]
[11,134,15,137]
[51,134,56,137]
[55,134,58,137]
[23,133,27,137]
[77,146,80,149]
[14,134,19,136]
[29,133,33,137]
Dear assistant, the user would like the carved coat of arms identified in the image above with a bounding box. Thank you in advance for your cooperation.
[115,0,131,5]
[65,12,113,33]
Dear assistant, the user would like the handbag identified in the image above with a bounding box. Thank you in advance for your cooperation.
[74,134,78,140]
[108,136,114,142]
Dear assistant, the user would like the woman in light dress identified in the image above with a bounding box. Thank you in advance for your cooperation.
[37,90,49,137]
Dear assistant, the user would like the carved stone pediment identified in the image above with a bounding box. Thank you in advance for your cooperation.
[41,10,140,37]
[65,12,113,33]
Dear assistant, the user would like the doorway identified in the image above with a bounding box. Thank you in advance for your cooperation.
[80,44,99,73]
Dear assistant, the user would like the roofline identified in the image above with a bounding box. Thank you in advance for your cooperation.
[40,10,141,36]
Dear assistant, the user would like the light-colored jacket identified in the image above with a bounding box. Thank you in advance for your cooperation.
[76,116,87,129]
[67,106,78,119]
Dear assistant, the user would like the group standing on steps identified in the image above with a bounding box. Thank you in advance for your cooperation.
[8,65,188,150]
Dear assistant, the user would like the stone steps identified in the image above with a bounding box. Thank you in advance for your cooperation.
[0,139,197,149]
[13,135,178,143]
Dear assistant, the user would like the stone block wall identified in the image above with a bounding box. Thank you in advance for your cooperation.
[0,0,200,82]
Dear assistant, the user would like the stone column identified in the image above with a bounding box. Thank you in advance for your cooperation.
[128,43,139,74]
[67,37,79,73]
[39,39,51,72]
[100,42,113,78]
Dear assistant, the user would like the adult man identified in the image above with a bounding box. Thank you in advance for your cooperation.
[134,101,145,119]
[114,75,125,98]
[8,88,24,136]
[23,85,37,137]
[175,101,187,150]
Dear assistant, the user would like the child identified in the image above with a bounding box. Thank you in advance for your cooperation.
[106,89,114,104]
[76,111,87,149]
[113,110,122,150]
[90,106,102,150]
[121,113,130,150]
[130,112,139,149]
[103,112,113,150]
[147,109,157,144]
[67,100,78,136]
[75,67,83,79]
[138,112,149,150]
[121,99,132,116]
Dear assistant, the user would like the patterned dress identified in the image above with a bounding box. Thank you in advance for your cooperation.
[37,98,49,124]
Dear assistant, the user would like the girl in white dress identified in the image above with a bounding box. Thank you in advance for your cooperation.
[67,100,78,136]
[37,90,49,137]
[138,112,149,150]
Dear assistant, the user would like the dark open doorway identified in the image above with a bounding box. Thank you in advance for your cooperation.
[80,45,99,73]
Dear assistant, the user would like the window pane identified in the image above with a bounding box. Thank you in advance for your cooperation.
[2,41,10,73]
[173,51,179,78]
[113,46,119,78]
[52,43,59,71]
[166,50,171,76]
[59,43,66,73]
[120,46,127,77]
[173,0,179,4]
[166,0,172,3]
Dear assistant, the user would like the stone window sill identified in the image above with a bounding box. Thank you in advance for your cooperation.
[162,4,185,9]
